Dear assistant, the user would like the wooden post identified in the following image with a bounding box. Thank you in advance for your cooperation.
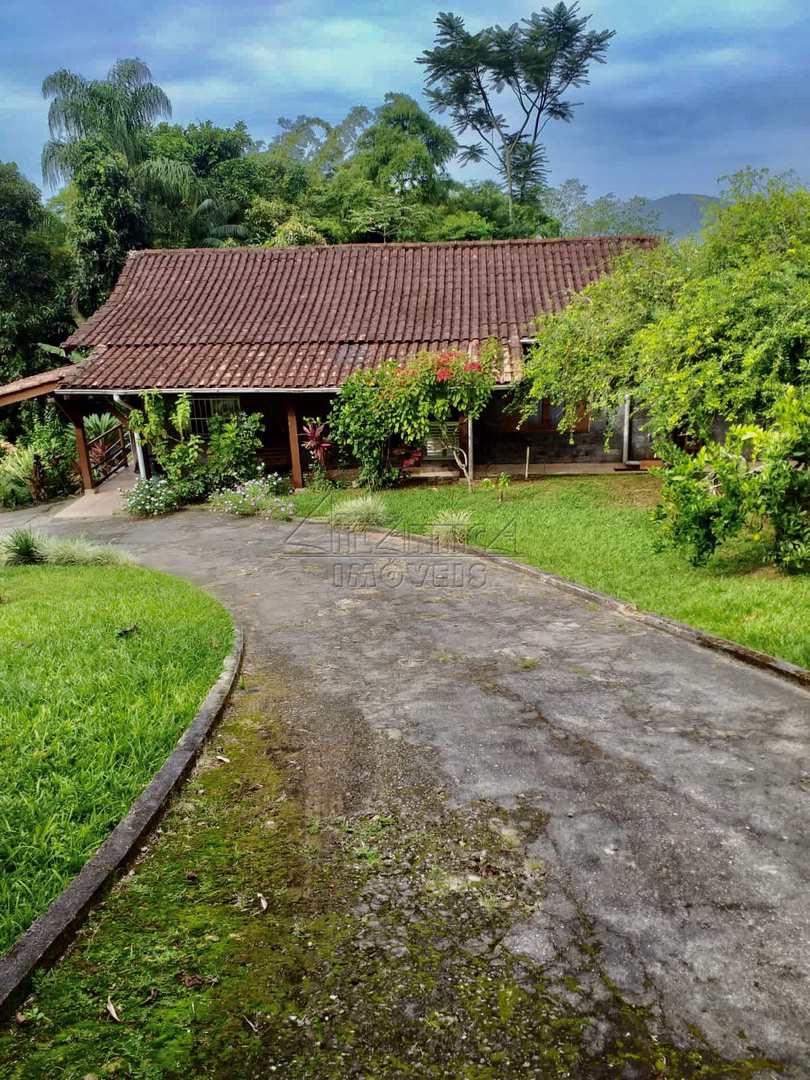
[287,401,303,489]
[59,397,95,491]
[466,415,475,487]
[73,420,94,491]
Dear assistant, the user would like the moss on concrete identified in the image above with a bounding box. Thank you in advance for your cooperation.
[0,672,780,1078]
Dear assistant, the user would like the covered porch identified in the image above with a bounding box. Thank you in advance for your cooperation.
[55,388,335,491]
[0,366,131,495]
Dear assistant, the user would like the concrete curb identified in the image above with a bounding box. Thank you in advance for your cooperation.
[0,627,244,1018]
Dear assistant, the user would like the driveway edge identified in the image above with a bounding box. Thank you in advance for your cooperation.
[356,524,809,690]
[469,547,810,690]
[0,626,245,1018]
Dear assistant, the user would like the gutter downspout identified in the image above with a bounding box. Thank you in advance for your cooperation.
[622,394,632,465]
[113,394,146,479]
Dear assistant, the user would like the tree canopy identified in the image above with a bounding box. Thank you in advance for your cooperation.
[522,170,810,447]
[0,163,73,394]
[418,5,614,219]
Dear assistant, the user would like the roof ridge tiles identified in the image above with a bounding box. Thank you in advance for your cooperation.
[125,235,657,256]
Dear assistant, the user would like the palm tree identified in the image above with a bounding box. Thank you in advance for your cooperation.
[41,58,194,200]
[187,198,247,247]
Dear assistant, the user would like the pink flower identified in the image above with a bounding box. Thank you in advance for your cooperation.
[436,366,452,382]
[464,360,482,372]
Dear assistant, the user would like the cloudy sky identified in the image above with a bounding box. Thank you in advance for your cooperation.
[1,0,807,199]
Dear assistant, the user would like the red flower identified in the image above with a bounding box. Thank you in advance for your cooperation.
[436,366,452,382]
[464,360,482,372]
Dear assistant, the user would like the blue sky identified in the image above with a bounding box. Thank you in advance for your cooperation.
[1,0,808,199]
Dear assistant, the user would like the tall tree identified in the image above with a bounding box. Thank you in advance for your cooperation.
[418,4,614,220]
[41,59,194,200]
[68,141,147,311]
[351,93,457,198]
[0,163,73,402]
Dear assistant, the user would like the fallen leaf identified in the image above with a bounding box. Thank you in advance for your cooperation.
[105,997,122,1022]
[185,871,199,883]
[176,971,204,989]
[140,987,159,1006]
[216,754,231,764]
[243,1015,259,1033]
[14,1012,30,1026]
[257,892,268,912]
[115,624,139,638]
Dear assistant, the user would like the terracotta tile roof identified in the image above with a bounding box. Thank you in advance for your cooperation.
[61,238,656,392]
[0,364,76,404]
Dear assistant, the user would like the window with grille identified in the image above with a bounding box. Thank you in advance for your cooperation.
[190,396,240,436]
[424,421,460,459]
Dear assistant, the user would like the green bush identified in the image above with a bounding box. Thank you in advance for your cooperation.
[205,411,265,490]
[0,444,34,508]
[122,477,182,517]
[127,392,266,503]
[331,494,389,531]
[0,407,78,508]
[23,405,78,501]
[655,387,810,571]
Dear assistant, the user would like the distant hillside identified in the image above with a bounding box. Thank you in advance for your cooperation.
[642,194,720,238]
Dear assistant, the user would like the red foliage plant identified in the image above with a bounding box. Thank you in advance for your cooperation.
[302,419,332,467]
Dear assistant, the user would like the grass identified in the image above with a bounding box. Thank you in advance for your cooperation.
[0,563,233,953]
[296,474,810,669]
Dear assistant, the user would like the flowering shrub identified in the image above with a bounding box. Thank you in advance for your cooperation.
[208,476,294,520]
[330,342,499,488]
[122,478,181,517]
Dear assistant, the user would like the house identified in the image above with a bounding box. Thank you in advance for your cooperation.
[4,237,657,489]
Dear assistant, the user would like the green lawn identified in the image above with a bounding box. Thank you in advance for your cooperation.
[297,474,810,669]
[0,564,233,953]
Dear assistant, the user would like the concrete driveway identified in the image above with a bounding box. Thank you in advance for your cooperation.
[6,508,810,1074]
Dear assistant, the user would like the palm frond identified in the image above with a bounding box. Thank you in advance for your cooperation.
[136,156,197,200]
[39,58,173,178]
[41,139,75,187]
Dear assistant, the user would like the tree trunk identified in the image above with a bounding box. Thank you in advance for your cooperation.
[503,147,514,225]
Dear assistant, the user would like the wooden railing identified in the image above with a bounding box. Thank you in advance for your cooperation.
[88,424,128,483]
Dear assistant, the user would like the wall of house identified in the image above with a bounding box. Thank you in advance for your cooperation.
[228,392,338,474]
[473,393,654,466]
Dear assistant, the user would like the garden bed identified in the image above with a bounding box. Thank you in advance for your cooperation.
[0,563,233,953]
[295,474,810,669]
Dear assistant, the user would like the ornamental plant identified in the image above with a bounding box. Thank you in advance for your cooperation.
[128,392,265,503]
[208,476,294,519]
[122,477,181,517]
[330,342,499,487]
